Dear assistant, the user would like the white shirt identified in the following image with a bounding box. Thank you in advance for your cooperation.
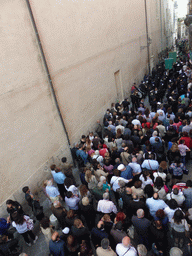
[128,162,141,174]
[166,192,185,206]
[65,185,78,195]
[139,175,153,189]
[141,159,159,171]
[65,195,80,210]
[12,215,29,234]
[97,199,117,214]
[153,172,166,182]
[116,243,137,256]
[110,176,130,192]
[46,186,60,198]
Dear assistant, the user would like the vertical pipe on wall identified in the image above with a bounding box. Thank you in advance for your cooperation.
[25,0,75,165]
[160,0,163,51]
[144,0,151,74]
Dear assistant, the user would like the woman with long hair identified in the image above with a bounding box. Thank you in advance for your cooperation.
[85,170,98,190]
[11,212,38,246]
[171,209,189,248]
[153,177,167,200]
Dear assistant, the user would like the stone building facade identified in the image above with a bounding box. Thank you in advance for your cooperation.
[0,0,174,213]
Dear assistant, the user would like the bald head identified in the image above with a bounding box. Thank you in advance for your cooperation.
[122,236,131,247]
[52,231,60,242]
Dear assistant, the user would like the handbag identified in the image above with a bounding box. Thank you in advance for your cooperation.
[26,218,34,230]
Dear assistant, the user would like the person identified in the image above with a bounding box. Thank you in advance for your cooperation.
[116,236,137,256]
[178,139,190,168]
[22,186,34,210]
[146,192,167,218]
[76,143,89,165]
[0,217,11,237]
[40,216,54,245]
[50,165,66,199]
[169,156,185,185]
[51,201,67,228]
[6,200,24,220]
[96,238,117,256]
[183,180,192,209]
[49,231,65,256]
[45,180,62,203]
[85,169,98,190]
[71,219,90,243]
[131,209,151,249]
[166,187,185,207]
[110,221,127,245]
[171,209,189,248]
[97,192,118,214]
[65,235,79,256]
[0,234,19,256]
[110,169,131,192]
[118,164,133,180]
[65,191,80,211]
[11,212,38,247]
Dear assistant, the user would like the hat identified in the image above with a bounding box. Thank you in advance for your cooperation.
[169,247,183,256]
[117,164,125,171]
[82,197,89,206]
[62,227,70,234]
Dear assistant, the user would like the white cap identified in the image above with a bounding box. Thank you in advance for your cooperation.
[117,164,125,171]
[62,227,70,234]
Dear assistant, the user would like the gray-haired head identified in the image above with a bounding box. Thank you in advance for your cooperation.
[101,238,110,249]
[103,192,109,200]
[137,209,144,218]
[137,244,147,256]
[169,247,183,256]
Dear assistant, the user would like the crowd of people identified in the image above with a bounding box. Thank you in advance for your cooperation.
[2,48,192,256]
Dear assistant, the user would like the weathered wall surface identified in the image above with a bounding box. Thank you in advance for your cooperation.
[0,0,71,212]
[0,0,173,211]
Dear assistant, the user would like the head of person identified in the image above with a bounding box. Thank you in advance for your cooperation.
[156,209,165,220]
[154,177,164,189]
[64,178,73,188]
[100,176,107,184]
[137,209,144,219]
[47,180,53,187]
[66,191,73,199]
[126,187,132,195]
[114,169,120,177]
[144,184,153,198]
[11,212,25,225]
[186,180,192,188]
[73,219,83,229]
[137,244,148,256]
[79,184,88,197]
[61,157,67,163]
[134,180,142,189]
[82,197,89,207]
[51,231,60,242]
[50,164,56,171]
[6,199,14,208]
[153,192,159,200]
[167,199,178,210]
[173,209,184,224]
[173,187,179,195]
[22,186,30,194]
[169,247,183,256]
[122,236,131,247]
[40,216,50,229]
[117,164,126,172]
[103,192,109,200]
[53,200,61,208]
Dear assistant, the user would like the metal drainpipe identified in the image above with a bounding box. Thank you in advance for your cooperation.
[144,0,151,74]
[160,0,163,52]
[25,0,75,165]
